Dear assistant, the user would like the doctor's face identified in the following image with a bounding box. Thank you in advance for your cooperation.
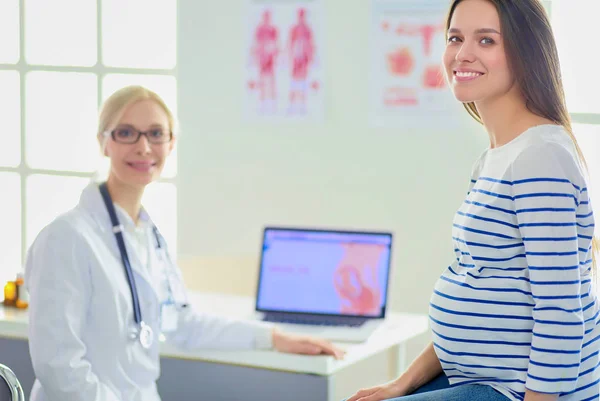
[104,99,174,188]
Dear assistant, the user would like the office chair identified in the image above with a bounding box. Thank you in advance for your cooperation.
[0,364,25,401]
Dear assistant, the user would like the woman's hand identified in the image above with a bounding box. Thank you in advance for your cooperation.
[271,328,346,359]
[345,342,440,401]
[345,381,405,401]
[523,390,559,401]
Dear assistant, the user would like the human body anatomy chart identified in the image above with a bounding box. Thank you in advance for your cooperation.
[245,0,325,122]
[369,0,455,127]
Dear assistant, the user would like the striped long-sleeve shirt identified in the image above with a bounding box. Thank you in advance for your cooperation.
[430,124,600,401]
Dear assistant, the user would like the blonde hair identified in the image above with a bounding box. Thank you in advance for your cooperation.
[97,85,177,151]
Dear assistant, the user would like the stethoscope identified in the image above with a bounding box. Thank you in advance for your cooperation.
[99,182,163,349]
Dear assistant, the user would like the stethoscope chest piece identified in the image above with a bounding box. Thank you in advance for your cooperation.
[128,322,154,349]
[139,321,154,349]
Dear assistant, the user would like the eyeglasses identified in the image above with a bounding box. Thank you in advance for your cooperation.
[110,126,173,144]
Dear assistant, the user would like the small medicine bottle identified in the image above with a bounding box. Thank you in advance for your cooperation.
[15,272,28,309]
[3,281,16,306]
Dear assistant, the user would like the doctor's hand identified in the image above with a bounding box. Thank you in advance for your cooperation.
[271,328,346,359]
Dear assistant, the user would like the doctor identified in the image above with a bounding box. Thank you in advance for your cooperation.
[25,85,345,401]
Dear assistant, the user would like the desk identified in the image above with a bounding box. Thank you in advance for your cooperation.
[0,292,428,401]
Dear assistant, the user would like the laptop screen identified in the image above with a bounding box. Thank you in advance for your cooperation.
[256,227,393,318]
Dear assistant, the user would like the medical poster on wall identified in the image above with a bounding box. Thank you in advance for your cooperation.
[370,0,457,128]
[244,0,325,122]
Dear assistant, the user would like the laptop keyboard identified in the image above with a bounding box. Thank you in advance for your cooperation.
[263,313,367,327]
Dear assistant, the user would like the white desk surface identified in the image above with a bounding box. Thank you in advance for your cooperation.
[0,292,428,376]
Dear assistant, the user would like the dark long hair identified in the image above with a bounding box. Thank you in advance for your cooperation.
[445,0,598,272]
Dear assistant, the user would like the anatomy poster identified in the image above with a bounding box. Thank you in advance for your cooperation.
[245,0,325,122]
[370,0,456,127]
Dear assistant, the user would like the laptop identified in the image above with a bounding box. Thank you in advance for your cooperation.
[253,226,393,343]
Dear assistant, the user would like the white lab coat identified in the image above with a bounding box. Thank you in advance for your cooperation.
[24,182,273,401]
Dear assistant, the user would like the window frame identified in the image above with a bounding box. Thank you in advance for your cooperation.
[0,0,178,265]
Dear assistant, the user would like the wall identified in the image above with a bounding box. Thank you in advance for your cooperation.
[176,0,487,323]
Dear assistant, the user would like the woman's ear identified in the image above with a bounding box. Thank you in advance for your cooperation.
[98,134,110,157]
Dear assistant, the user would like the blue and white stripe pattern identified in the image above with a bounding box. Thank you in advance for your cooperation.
[430,125,600,401]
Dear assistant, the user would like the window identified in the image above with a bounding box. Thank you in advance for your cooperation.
[25,0,97,67]
[0,0,177,286]
[0,0,19,64]
[0,71,20,168]
[0,173,21,285]
[551,0,600,116]
[549,0,600,239]
[26,72,99,171]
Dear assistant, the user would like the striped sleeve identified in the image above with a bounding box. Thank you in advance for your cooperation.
[510,143,587,394]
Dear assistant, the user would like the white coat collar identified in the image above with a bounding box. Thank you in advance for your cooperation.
[78,181,154,233]
[78,181,159,298]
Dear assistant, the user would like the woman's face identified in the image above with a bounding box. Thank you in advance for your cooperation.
[443,0,515,104]
[104,99,174,188]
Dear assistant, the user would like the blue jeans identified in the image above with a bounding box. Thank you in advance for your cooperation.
[384,374,510,401]
[344,374,511,401]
